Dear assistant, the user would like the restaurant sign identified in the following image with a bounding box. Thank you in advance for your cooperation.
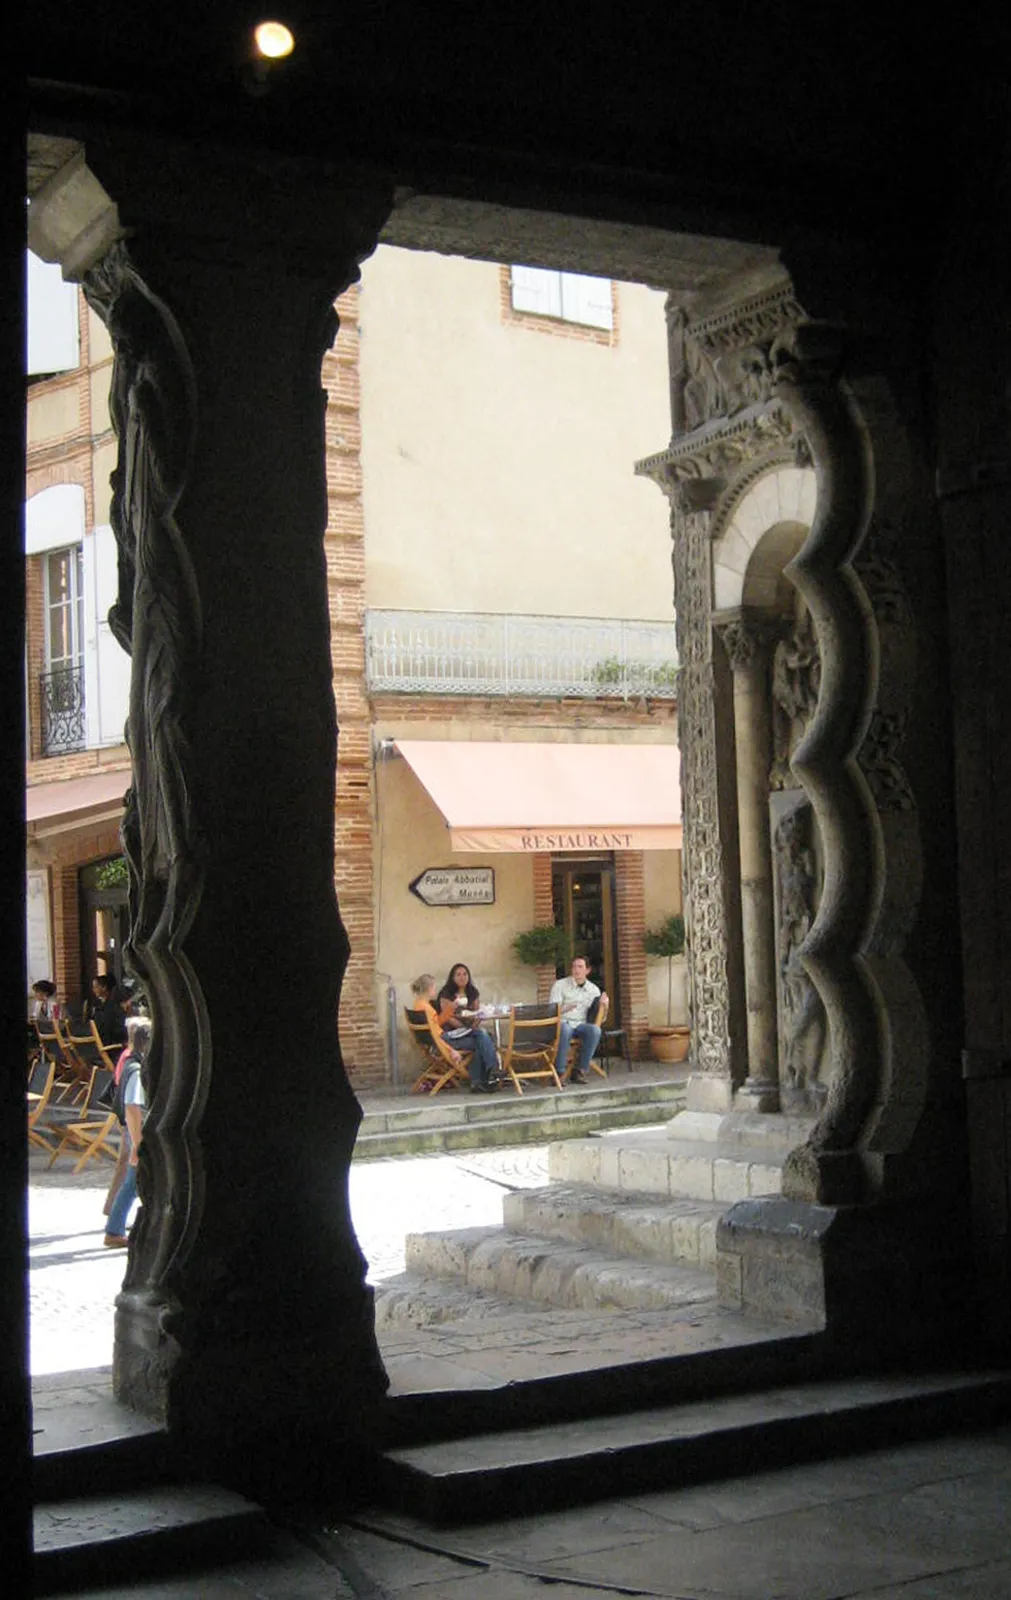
[409,866,496,907]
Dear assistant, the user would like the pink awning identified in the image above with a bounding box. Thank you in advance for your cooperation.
[26,769,129,836]
[395,740,681,853]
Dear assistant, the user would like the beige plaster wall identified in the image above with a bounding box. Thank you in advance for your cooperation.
[90,365,112,436]
[358,247,672,620]
[644,848,688,1026]
[92,441,116,524]
[375,754,543,1077]
[87,309,113,364]
[27,385,80,447]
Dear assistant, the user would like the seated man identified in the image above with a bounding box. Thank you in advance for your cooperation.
[88,973,128,1048]
[551,956,607,1084]
[410,973,501,1093]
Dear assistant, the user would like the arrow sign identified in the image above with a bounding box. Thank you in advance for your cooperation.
[408,867,495,907]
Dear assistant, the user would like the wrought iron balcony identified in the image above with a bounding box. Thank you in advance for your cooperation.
[40,663,86,754]
[365,610,679,700]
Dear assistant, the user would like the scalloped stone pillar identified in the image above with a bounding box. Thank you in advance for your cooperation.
[30,138,393,1497]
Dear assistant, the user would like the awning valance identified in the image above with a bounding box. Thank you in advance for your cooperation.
[26,769,129,837]
[394,740,681,853]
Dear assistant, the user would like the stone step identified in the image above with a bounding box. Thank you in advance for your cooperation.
[374,1368,1011,1526]
[548,1128,786,1202]
[33,1483,272,1595]
[503,1183,727,1270]
[354,1092,684,1161]
[403,1225,717,1313]
[375,1273,564,1330]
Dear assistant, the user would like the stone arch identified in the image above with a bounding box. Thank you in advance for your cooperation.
[712,465,817,613]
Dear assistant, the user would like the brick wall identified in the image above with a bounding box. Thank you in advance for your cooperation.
[39,819,123,1006]
[615,851,649,1059]
[531,852,556,1003]
[323,284,386,1087]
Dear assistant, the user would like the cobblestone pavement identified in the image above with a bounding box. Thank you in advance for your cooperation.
[26,1143,550,1377]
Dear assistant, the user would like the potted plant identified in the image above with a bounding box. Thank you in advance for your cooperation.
[643,912,690,1062]
[512,924,572,972]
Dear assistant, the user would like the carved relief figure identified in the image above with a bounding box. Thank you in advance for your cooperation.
[774,803,827,1102]
[770,608,821,789]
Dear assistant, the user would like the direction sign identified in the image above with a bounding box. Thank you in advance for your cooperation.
[408,866,495,907]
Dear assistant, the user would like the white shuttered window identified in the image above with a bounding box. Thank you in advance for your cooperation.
[510,266,613,331]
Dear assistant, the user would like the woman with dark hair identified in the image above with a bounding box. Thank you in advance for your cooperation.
[436,962,480,1026]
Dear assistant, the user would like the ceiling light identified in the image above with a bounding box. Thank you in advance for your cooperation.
[254,21,295,60]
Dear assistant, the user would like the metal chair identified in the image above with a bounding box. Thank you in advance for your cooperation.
[500,1002,563,1095]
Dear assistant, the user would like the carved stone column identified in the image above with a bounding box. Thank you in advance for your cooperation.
[666,489,747,1111]
[713,608,780,1110]
[30,140,394,1496]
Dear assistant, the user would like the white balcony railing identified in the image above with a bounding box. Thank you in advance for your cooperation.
[365,610,678,699]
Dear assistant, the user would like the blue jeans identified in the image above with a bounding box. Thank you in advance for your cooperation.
[556,1021,601,1077]
[106,1146,138,1237]
[448,1027,499,1086]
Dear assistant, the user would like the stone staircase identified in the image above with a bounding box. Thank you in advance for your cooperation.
[373,1111,811,1328]
[31,1376,274,1595]
[369,1111,1011,1524]
[353,1072,687,1160]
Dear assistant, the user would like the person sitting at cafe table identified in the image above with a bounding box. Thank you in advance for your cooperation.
[31,978,62,1024]
[550,955,607,1084]
[411,973,500,1093]
[87,973,128,1047]
[436,962,481,1025]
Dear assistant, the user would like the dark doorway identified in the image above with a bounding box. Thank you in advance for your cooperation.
[79,856,129,991]
[552,854,620,1021]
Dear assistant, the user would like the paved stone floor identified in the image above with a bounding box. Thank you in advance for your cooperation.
[27,1139,554,1376]
[59,1423,1011,1597]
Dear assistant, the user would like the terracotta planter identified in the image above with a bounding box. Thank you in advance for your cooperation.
[648,1026,690,1064]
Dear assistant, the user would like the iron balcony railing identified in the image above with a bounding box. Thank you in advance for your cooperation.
[365,609,679,700]
[40,663,86,754]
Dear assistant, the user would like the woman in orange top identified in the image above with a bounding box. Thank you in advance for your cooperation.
[410,973,500,1092]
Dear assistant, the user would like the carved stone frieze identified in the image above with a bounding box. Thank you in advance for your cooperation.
[773,799,827,1103]
[770,608,821,789]
[682,285,806,431]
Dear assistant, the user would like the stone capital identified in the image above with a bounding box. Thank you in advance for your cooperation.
[713,608,778,674]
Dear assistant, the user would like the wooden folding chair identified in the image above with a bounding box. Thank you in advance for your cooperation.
[405,1009,472,1095]
[47,1017,99,1105]
[86,1019,125,1074]
[564,993,611,1079]
[500,1002,563,1096]
[45,1067,121,1174]
[27,1057,58,1152]
[33,1019,78,1103]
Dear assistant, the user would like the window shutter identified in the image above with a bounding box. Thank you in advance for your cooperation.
[560,272,613,330]
[26,251,80,377]
[84,525,131,748]
[510,265,563,318]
